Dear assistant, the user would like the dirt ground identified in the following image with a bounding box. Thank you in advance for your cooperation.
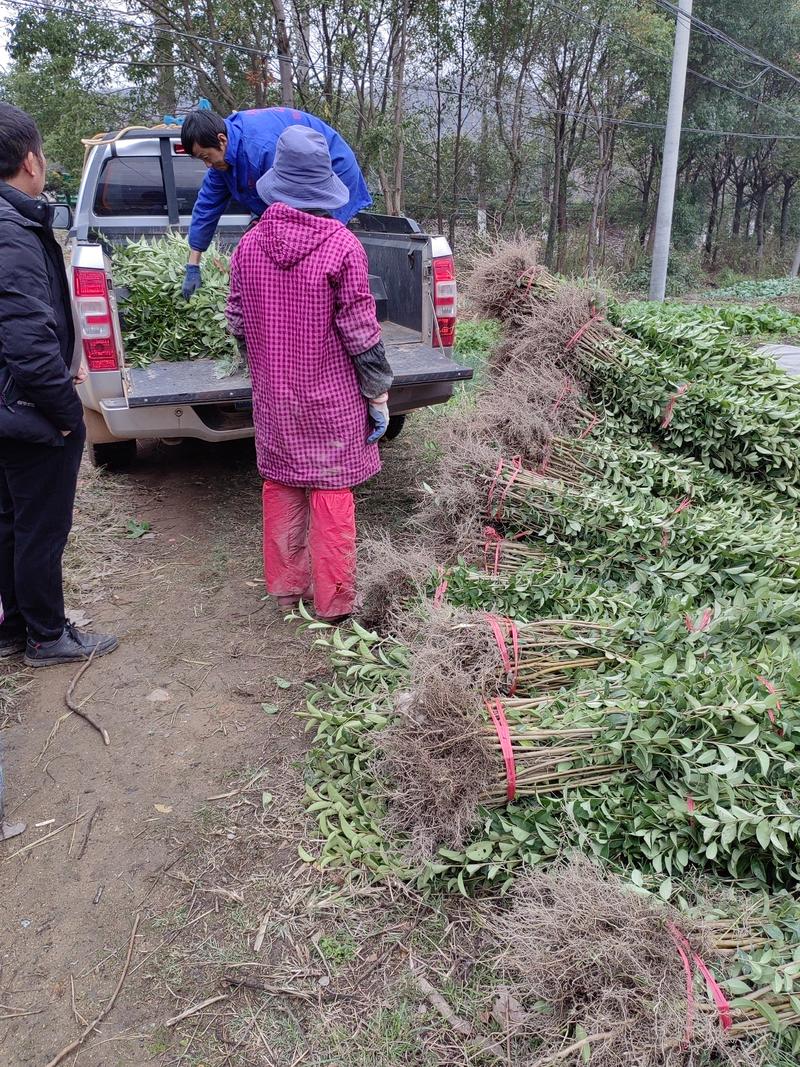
[1,433,480,1067]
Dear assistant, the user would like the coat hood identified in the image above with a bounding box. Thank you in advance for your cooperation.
[255,202,343,269]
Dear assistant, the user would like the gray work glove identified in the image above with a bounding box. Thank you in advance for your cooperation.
[367,396,390,444]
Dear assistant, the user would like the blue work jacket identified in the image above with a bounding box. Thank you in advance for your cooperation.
[188,108,372,251]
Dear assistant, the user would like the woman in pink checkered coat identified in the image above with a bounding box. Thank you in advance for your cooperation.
[226,125,392,621]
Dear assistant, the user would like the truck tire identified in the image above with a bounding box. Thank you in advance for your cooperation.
[385,414,406,442]
[88,439,137,470]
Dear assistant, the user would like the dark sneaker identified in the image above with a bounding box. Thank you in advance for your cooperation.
[24,623,118,668]
[0,634,26,659]
[0,820,26,842]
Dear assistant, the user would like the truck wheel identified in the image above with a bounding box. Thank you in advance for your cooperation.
[88,439,137,470]
[385,415,406,442]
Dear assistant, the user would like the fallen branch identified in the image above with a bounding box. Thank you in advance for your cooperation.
[529,1030,613,1066]
[45,913,140,1067]
[66,651,110,747]
[165,993,229,1028]
[77,806,103,862]
[411,971,504,1058]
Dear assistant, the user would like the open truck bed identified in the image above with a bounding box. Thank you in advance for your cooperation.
[70,126,469,466]
[123,322,471,411]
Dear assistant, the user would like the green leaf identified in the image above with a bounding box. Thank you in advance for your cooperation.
[756,820,772,850]
[663,654,678,676]
[261,703,280,715]
[274,677,293,689]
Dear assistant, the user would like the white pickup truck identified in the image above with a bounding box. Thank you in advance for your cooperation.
[66,125,471,468]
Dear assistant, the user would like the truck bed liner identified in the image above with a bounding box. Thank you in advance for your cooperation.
[125,324,471,408]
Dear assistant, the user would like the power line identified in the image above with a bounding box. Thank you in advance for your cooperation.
[6,0,800,142]
[3,0,285,62]
[651,0,800,91]
[540,0,800,131]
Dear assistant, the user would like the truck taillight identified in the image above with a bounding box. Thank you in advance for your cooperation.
[73,268,119,371]
[432,255,457,349]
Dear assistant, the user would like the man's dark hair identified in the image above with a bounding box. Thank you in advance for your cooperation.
[180,110,227,154]
[0,103,43,180]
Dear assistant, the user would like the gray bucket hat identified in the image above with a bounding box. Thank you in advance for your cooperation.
[256,125,349,213]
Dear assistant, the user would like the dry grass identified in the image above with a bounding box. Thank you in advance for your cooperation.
[140,762,503,1066]
[0,668,32,730]
[64,465,136,605]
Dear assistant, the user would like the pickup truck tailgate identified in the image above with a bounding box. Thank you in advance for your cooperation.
[124,323,472,411]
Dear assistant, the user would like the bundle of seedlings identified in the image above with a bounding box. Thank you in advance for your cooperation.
[394,600,622,698]
[492,857,760,1067]
[472,245,800,492]
[481,457,800,597]
[463,236,557,325]
[373,674,627,858]
[113,233,242,375]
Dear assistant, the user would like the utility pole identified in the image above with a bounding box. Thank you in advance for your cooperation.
[271,0,294,106]
[649,0,692,302]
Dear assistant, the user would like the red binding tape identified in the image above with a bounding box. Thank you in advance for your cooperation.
[433,567,448,607]
[661,383,690,428]
[578,413,599,439]
[669,922,732,1040]
[485,697,517,801]
[756,675,782,730]
[565,311,603,352]
[484,613,520,695]
[483,526,503,576]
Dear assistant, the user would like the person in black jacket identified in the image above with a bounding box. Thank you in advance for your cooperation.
[0,104,117,668]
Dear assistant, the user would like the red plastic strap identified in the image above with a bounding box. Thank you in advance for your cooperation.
[661,383,690,428]
[756,675,781,730]
[578,413,599,439]
[484,613,520,695]
[662,496,694,549]
[433,567,448,608]
[694,955,733,1030]
[483,526,503,576]
[564,311,603,352]
[668,924,695,1047]
[669,923,732,1037]
[551,380,574,414]
[485,697,517,801]
[494,452,526,518]
[686,608,713,633]
[518,266,541,296]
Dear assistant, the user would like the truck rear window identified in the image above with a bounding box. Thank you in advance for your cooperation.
[93,155,248,217]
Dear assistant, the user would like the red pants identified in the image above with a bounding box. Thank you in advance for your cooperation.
[262,481,356,619]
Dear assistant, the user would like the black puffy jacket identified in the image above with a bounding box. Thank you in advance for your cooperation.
[0,182,84,446]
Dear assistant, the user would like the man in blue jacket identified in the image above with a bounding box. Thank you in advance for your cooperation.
[180,107,371,299]
[0,104,117,669]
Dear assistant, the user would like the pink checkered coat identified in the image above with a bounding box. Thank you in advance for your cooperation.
[226,203,382,489]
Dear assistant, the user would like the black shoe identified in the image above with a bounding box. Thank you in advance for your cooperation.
[0,633,26,659]
[24,623,118,668]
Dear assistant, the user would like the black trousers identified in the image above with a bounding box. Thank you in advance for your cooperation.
[0,427,85,642]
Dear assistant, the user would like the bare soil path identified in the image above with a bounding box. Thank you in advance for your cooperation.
[0,439,323,1066]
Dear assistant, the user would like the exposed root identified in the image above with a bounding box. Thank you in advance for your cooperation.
[356,535,441,635]
[373,678,497,860]
[495,857,740,1067]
